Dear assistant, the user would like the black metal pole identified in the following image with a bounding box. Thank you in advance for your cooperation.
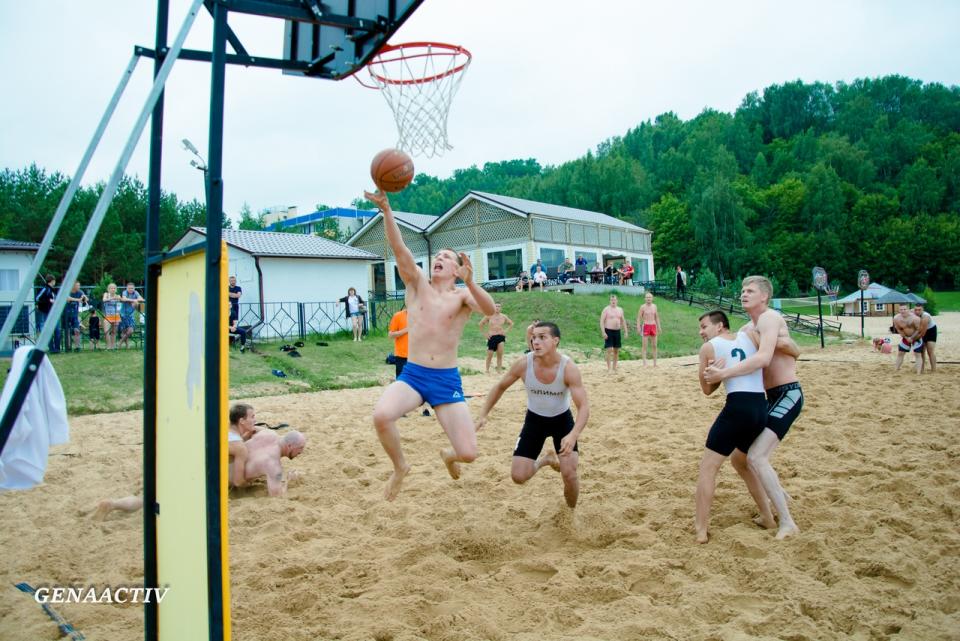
[205,3,227,640]
[817,289,825,349]
[144,2,168,639]
[860,289,864,338]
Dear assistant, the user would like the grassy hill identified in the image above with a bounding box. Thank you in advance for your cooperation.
[7,289,829,415]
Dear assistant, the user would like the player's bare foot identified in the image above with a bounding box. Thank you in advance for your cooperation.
[775,523,799,540]
[92,500,113,521]
[753,513,777,529]
[538,450,560,472]
[695,529,709,544]
[383,464,411,501]
[441,448,461,480]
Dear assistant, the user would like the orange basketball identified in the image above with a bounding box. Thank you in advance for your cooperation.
[370,148,415,192]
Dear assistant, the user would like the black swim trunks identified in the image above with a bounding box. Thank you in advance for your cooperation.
[487,334,506,351]
[925,325,937,343]
[604,329,621,349]
[766,382,803,441]
[705,392,767,456]
[513,409,579,460]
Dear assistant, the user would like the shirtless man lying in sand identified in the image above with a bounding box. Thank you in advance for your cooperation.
[89,405,304,519]
[365,189,497,501]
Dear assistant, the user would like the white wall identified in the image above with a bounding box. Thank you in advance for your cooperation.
[0,252,36,296]
[259,257,371,303]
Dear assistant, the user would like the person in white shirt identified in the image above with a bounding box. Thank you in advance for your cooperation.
[475,322,589,508]
[694,310,770,544]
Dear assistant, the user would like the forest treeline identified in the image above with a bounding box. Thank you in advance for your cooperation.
[384,75,960,294]
[1,75,958,294]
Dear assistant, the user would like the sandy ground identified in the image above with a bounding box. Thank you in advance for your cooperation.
[1,314,958,640]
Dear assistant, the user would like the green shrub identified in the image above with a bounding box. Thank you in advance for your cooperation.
[921,286,938,315]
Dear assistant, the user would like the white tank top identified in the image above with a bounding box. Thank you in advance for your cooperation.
[922,311,936,329]
[708,332,765,394]
[524,353,571,417]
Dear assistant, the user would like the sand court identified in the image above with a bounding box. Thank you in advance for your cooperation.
[1,315,958,640]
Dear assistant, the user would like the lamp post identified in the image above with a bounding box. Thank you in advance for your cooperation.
[182,138,209,206]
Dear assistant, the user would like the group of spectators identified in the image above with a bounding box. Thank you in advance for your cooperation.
[34,275,144,352]
[515,256,640,291]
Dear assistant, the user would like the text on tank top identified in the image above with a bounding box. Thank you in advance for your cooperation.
[708,332,765,394]
[524,352,571,417]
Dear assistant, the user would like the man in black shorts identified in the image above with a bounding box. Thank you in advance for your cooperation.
[695,310,770,543]
[600,294,628,372]
[479,303,514,374]
[476,322,590,508]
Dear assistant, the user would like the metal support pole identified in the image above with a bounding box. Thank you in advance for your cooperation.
[817,289,825,349]
[143,1,169,639]
[204,3,228,640]
[860,290,865,338]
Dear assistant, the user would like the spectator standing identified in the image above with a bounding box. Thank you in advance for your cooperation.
[65,281,88,351]
[102,283,121,349]
[228,275,242,323]
[337,287,366,342]
[35,275,61,353]
[388,309,409,379]
[676,265,687,298]
[119,282,144,349]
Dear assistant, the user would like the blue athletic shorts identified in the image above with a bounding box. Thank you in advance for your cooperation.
[397,362,465,407]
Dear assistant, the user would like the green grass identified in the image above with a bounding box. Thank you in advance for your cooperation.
[3,290,829,415]
[934,291,960,312]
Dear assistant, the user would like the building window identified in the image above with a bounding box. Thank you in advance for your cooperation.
[861,301,869,313]
[874,303,885,312]
[539,247,565,270]
[0,269,18,291]
[575,251,597,268]
[634,260,649,282]
[487,249,522,280]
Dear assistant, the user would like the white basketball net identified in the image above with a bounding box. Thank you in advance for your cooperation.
[364,43,471,159]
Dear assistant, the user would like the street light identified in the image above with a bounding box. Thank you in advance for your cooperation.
[182,138,209,205]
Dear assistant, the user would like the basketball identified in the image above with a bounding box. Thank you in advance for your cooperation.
[370,148,415,192]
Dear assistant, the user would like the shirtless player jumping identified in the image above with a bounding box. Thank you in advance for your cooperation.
[366,189,497,501]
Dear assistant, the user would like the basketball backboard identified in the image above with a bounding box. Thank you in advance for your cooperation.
[282,0,425,79]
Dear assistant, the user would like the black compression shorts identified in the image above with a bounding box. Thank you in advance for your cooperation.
[766,382,803,440]
[705,392,767,456]
[513,409,578,460]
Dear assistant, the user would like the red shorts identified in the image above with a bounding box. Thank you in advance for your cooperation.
[643,324,657,337]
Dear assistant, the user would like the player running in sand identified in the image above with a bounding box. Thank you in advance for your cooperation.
[365,189,497,501]
[476,322,589,508]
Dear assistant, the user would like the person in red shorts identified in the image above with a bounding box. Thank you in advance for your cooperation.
[636,292,662,366]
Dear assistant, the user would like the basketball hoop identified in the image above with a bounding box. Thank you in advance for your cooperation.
[358,42,472,159]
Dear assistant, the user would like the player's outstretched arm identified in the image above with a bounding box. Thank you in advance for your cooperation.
[365,189,421,289]
[560,362,590,456]
[476,357,524,431]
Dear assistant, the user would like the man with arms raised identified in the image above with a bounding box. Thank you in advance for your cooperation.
[703,276,802,540]
[365,189,497,501]
[893,303,923,374]
[476,322,589,508]
[479,302,514,374]
[600,294,628,372]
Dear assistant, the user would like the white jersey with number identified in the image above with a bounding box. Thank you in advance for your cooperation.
[708,332,765,394]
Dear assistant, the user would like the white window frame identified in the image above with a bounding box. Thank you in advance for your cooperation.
[874,303,885,312]
[484,243,525,281]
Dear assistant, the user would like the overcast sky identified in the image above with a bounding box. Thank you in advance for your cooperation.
[1,1,957,224]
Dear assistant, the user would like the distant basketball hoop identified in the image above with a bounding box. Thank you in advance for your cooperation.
[359,42,472,159]
[812,266,828,292]
[857,269,870,291]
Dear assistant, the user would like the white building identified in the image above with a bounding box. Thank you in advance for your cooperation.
[348,191,654,294]
[0,239,41,353]
[171,228,381,336]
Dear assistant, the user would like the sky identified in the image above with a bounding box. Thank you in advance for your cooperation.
[1,1,958,225]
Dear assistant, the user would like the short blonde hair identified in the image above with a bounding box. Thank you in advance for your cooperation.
[742,275,773,303]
